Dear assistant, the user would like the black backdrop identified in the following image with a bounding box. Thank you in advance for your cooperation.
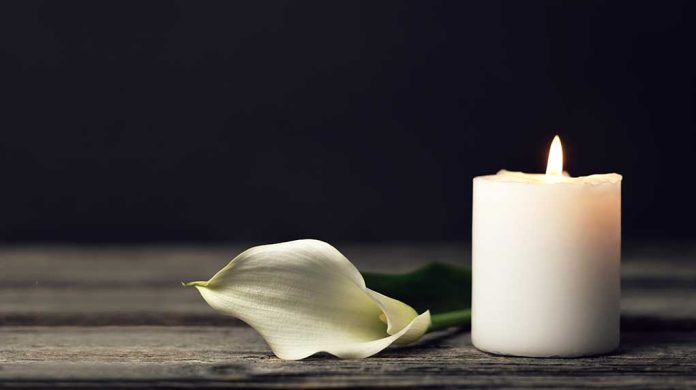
[1,0,694,243]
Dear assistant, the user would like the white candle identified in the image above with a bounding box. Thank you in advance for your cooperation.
[472,136,622,357]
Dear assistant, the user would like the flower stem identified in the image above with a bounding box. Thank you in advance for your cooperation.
[428,309,471,332]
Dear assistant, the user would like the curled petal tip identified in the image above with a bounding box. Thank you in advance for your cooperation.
[183,281,208,287]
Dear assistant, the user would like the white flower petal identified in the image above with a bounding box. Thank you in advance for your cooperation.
[187,239,431,360]
[366,289,428,345]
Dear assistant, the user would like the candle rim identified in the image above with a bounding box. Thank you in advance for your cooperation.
[474,170,622,186]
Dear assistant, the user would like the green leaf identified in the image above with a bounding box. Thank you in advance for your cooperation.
[362,263,472,331]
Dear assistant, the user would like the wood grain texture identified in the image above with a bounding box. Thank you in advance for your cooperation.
[0,244,695,388]
[1,327,695,388]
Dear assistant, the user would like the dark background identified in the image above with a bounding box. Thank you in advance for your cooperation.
[0,0,694,243]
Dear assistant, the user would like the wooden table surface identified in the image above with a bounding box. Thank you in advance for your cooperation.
[1,243,695,388]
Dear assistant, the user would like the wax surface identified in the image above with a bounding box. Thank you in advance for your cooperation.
[472,170,622,357]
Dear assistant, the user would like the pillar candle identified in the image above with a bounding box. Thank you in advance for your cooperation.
[472,136,622,357]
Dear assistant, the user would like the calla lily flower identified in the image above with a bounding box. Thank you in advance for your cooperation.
[185,239,431,360]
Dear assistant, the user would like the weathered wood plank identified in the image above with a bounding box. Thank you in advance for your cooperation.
[1,244,694,326]
[1,326,695,388]
[1,244,695,387]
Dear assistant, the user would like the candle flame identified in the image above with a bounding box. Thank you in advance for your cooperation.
[545,135,563,176]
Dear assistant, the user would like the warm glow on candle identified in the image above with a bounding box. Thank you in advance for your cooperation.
[545,135,563,176]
